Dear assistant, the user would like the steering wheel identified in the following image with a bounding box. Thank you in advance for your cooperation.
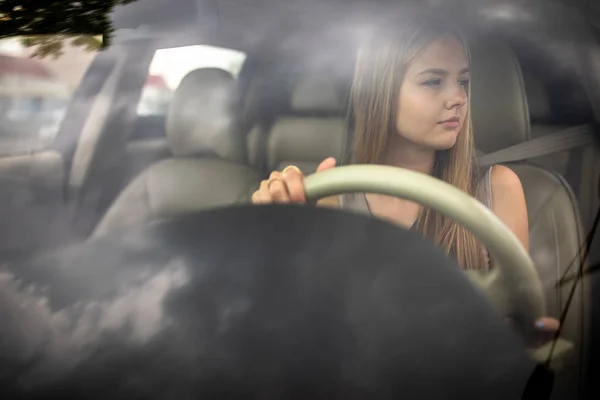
[2,166,546,398]
[304,164,546,340]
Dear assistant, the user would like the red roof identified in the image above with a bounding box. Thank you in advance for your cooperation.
[146,74,168,88]
[0,54,56,80]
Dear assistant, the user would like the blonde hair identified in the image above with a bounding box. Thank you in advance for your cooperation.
[347,14,487,270]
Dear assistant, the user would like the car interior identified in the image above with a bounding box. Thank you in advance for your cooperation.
[0,0,598,398]
[91,67,261,236]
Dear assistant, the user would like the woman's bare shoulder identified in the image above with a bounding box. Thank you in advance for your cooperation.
[490,165,525,198]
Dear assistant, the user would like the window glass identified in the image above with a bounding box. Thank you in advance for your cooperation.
[0,36,98,154]
[136,45,246,118]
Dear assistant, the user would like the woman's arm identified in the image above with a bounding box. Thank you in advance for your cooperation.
[489,165,530,251]
[490,164,559,335]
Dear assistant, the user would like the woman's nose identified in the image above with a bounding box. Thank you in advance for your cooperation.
[445,85,468,109]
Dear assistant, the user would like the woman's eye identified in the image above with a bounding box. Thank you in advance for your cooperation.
[459,78,470,88]
[422,79,441,87]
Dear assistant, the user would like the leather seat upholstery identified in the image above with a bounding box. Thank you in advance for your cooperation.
[470,40,531,153]
[92,68,260,237]
[521,68,572,175]
[471,40,589,395]
[247,74,347,176]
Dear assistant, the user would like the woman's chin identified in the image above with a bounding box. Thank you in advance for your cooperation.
[429,134,458,150]
[395,130,458,151]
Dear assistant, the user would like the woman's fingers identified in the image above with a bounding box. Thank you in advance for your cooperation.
[316,157,337,172]
[265,171,290,203]
[251,171,293,204]
[251,159,336,205]
[533,317,560,347]
[252,179,273,204]
[269,179,292,203]
[281,159,337,202]
[282,166,306,203]
[505,317,561,347]
[535,317,560,333]
[251,190,263,204]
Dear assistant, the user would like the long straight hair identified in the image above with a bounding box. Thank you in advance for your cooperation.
[347,14,487,270]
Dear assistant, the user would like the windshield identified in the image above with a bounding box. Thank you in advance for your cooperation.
[0,1,598,399]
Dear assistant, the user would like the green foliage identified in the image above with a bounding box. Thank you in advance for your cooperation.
[19,35,103,59]
[0,0,138,58]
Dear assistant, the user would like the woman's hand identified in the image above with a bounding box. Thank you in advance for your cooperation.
[251,157,336,204]
[534,317,560,345]
[507,317,560,347]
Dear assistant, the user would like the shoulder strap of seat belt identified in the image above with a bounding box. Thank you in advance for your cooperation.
[477,124,596,166]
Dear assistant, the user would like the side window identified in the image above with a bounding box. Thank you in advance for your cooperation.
[131,45,246,140]
[0,36,98,156]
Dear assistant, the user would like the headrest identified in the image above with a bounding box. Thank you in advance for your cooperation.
[290,75,345,113]
[267,118,346,173]
[261,74,347,174]
[470,40,530,153]
[522,69,552,123]
[166,68,245,162]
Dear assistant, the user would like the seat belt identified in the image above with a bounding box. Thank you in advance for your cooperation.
[477,124,596,166]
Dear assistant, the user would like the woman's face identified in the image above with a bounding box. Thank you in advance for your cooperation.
[395,34,470,150]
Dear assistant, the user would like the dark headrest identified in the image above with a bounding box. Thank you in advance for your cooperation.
[522,69,552,123]
[470,40,530,153]
[166,68,246,162]
[267,117,346,173]
[290,75,345,113]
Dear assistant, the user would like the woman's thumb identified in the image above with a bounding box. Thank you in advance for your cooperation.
[316,157,337,172]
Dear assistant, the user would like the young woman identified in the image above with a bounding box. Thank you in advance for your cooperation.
[251,14,559,337]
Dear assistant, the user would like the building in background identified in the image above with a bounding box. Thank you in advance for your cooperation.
[0,37,97,151]
[137,74,174,116]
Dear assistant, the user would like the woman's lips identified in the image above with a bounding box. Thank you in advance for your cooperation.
[439,117,460,129]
